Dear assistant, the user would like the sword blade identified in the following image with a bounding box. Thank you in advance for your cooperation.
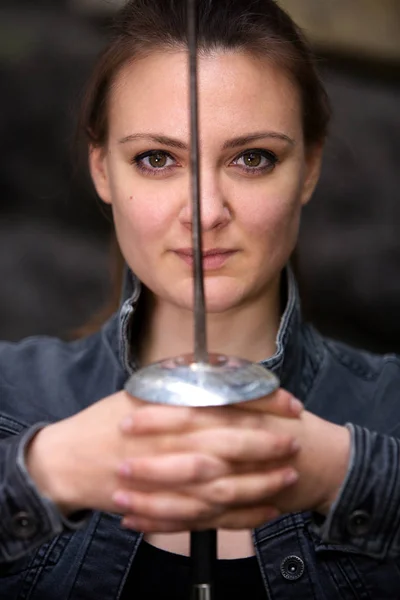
[187,1,216,596]
[187,0,208,364]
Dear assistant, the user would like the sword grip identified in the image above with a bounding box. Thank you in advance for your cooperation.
[192,584,213,600]
[190,530,217,599]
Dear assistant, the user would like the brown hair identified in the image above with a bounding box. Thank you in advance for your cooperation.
[81,0,330,148]
[75,0,331,336]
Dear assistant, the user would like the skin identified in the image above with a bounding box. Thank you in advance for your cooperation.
[27,49,350,554]
[90,50,322,364]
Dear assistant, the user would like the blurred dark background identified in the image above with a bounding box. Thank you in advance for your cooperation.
[0,0,399,353]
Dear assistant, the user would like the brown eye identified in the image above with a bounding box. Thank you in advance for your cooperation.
[148,152,168,168]
[242,151,262,167]
[232,149,278,173]
[133,150,176,174]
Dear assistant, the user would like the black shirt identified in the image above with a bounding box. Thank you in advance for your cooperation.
[121,541,267,599]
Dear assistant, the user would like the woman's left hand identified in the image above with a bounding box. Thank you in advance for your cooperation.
[231,402,351,518]
[267,410,351,517]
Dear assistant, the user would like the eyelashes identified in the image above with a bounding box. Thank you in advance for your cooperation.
[132,148,279,177]
[133,150,175,174]
[232,149,278,173]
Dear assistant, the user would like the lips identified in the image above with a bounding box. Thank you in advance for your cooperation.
[174,248,237,270]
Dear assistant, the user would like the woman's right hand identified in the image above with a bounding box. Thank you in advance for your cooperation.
[25,391,149,515]
[24,389,302,521]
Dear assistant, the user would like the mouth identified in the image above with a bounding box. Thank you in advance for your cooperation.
[174,248,237,270]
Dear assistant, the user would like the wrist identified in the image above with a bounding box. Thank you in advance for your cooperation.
[312,420,352,516]
[25,422,84,516]
[275,412,351,516]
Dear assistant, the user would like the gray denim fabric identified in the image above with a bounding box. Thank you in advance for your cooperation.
[2,268,400,599]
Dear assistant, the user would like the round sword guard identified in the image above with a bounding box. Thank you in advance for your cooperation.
[124,353,279,407]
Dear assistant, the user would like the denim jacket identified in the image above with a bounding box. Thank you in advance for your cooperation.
[2,268,400,599]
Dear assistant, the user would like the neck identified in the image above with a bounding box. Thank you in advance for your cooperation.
[137,276,282,366]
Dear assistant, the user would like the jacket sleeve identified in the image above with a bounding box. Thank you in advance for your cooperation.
[312,423,400,560]
[0,424,90,563]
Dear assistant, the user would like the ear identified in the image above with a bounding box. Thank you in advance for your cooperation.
[88,145,112,205]
[300,142,324,206]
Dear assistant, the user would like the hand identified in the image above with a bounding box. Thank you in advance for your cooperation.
[111,389,303,532]
[268,411,351,516]
[25,391,148,515]
[25,388,303,529]
[232,396,351,517]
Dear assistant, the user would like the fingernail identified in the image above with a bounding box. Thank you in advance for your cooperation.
[118,463,132,477]
[120,415,135,432]
[290,397,304,415]
[284,470,299,485]
[290,439,301,452]
[113,491,131,508]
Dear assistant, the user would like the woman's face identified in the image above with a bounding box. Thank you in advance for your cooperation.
[90,50,322,313]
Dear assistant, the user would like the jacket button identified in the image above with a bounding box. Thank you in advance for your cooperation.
[11,511,38,539]
[347,509,371,536]
[280,555,305,581]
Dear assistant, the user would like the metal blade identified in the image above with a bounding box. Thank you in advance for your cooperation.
[187,2,216,598]
[187,0,208,364]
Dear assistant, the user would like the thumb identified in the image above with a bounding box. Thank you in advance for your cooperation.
[237,389,303,417]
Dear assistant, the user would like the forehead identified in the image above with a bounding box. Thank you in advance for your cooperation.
[108,49,302,140]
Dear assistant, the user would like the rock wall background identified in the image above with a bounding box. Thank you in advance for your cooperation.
[0,1,399,354]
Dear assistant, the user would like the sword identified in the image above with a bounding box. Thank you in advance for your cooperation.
[124,1,280,597]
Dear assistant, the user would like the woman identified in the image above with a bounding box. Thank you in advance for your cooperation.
[2,0,400,598]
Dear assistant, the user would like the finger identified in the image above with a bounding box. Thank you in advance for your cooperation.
[112,489,219,522]
[120,405,195,435]
[113,467,297,521]
[121,516,184,533]
[186,468,298,507]
[121,505,280,533]
[200,504,281,530]
[118,456,281,493]
[239,389,303,417]
[183,428,299,462]
[120,403,269,435]
[118,453,229,486]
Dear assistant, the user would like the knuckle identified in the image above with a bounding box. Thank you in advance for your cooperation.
[183,498,214,521]
[190,455,209,481]
[276,435,296,456]
[196,503,215,520]
[272,435,290,454]
[126,458,148,479]
[210,478,237,505]
[276,389,291,403]
[276,388,286,399]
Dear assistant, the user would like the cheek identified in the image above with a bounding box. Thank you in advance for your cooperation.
[107,160,179,238]
[253,162,305,238]
[238,186,303,244]
[113,189,176,242]
[253,196,301,235]
[111,196,174,283]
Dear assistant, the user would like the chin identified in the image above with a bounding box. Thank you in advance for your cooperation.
[203,279,246,313]
[165,277,242,314]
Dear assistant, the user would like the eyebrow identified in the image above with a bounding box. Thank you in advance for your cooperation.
[118,131,295,149]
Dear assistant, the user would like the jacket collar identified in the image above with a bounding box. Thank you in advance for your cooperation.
[114,265,322,399]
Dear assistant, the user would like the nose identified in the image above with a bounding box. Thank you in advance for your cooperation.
[179,169,231,232]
